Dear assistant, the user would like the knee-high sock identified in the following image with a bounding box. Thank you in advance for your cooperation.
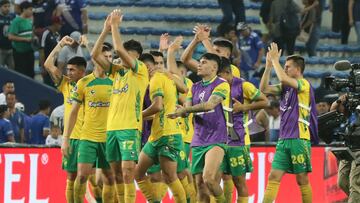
[263,180,280,203]
[168,179,187,203]
[102,184,115,203]
[115,184,125,203]
[160,182,168,199]
[153,182,165,202]
[74,178,87,203]
[124,183,136,203]
[137,178,154,202]
[223,179,234,203]
[300,184,312,203]
[88,175,102,202]
[237,196,248,203]
[214,193,225,203]
[66,179,75,203]
[180,176,196,203]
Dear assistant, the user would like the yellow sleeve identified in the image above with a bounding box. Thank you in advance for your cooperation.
[134,60,147,75]
[186,87,193,102]
[243,81,261,101]
[297,79,310,93]
[231,65,241,78]
[71,79,86,104]
[107,63,124,77]
[56,75,68,92]
[150,74,164,99]
[212,82,230,100]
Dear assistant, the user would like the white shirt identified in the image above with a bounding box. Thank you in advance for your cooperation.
[0,93,5,105]
[45,135,62,146]
[269,115,280,130]
[50,104,64,130]
[14,0,32,4]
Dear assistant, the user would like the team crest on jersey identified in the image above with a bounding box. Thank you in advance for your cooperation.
[90,90,95,95]
[199,91,206,102]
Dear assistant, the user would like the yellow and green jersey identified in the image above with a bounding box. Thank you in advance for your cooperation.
[71,73,113,142]
[179,78,194,143]
[231,64,241,78]
[149,72,181,141]
[106,60,149,132]
[56,76,84,140]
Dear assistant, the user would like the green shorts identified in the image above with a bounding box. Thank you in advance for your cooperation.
[142,134,183,165]
[106,130,141,162]
[177,141,188,173]
[147,164,161,174]
[191,144,226,175]
[223,145,253,176]
[78,140,110,169]
[272,139,312,174]
[184,142,191,158]
[62,139,79,172]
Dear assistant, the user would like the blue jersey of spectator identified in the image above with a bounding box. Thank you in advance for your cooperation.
[30,113,50,144]
[238,31,263,71]
[0,118,13,143]
[59,0,87,36]
[9,108,24,142]
[23,113,32,144]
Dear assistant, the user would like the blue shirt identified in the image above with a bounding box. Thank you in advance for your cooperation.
[23,114,32,144]
[239,31,263,71]
[9,109,24,142]
[0,12,16,49]
[0,118,13,143]
[60,0,87,35]
[30,113,50,144]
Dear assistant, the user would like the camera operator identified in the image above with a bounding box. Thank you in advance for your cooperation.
[330,94,360,202]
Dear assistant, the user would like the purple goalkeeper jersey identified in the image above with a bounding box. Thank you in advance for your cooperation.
[191,77,228,147]
[141,88,152,146]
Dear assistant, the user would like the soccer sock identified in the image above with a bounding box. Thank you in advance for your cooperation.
[102,184,115,203]
[65,179,75,203]
[263,180,280,203]
[88,175,102,202]
[214,193,225,203]
[124,183,136,203]
[137,178,154,201]
[300,184,313,203]
[223,179,234,203]
[237,196,248,203]
[180,176,196,203]
[74,178,87,203]
[210,195,216,203]
[153,182,164,202]
[168,179,187,203]
[160,182,168,199]
[115,183,125,203]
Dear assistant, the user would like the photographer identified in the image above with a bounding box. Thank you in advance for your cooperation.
[330,94,360,202]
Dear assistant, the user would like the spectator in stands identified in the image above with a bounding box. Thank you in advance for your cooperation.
[260,0,274,44]
[50,104,64,131]
[217,0,246,26]
[58,0,88,36]
[268,0,301,55]
[0,104,15,143]
[8,1,35,78]
[15,102,31,144]
[57,31,90,73]
[349,0,360,44]
[330,0,351,44]
[0,0,15,69]
[316,100,330,115]
[256,99,280,142]
[30,100,51,144]
[6,92,24,143]
[45,124,62,146]
[299,0,316,55]
[237,22,264,79]
[32,0,61,39]
[302,0,323,56]
[13,0,31,15]
[216,23,241,66]
[0,81,14,105]
[40,16,63,87]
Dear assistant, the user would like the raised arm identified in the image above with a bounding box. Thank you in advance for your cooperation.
[259,52,281,95]
[167,36,184,77]
[91,15,112,71]
[44,36,74,85]
[110,9,136,70]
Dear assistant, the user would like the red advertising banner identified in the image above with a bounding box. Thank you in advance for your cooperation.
[0,147,347,203]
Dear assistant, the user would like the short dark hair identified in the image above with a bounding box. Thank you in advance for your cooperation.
[0,0,10,7]
[51,124,60,129]
[19,1,32,12]
[39,100,51,111]
[102,42,113,52]
[216,23,235,37]
[149,51,164,58]
[217,57,231,74]
[0,104,8,115]
[2,80,14,87]
[139,53,155,64]
[67,56,87,69]
[200,53,221,70]
[123,39,143,55]
[213,38,233,53]
[286,55,305,73]
[5,91,16,98]
[269,100,280,108]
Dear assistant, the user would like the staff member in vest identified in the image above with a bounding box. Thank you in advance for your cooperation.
[169,53,230,203]
[260,43,318,203]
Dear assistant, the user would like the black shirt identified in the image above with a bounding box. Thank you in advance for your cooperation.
[33,0,59,29]
[41,28,60,58]
[0,12,15,49]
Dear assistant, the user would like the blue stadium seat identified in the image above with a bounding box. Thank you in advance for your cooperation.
[316,44,331,52]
